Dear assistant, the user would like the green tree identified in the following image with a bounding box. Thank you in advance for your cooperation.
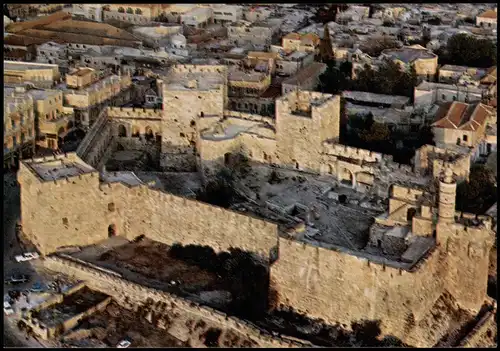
[319,60,350,94]
[360,122,390,143]
[456,165,497,214]
[443,34,497,68]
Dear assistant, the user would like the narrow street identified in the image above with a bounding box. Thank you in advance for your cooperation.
[3,171,49,347]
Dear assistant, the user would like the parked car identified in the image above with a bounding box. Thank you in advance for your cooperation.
[15,252,39,262]
[5,274,29,285]
[4,301,14,316]
[117,339,131,348]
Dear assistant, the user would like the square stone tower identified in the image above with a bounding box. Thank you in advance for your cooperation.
[275,90,340,172]
[161,65,228,171]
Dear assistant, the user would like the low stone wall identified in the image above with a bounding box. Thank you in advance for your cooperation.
[42,255,310,348]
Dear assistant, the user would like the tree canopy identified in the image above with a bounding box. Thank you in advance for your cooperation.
[456,165,497,214]
[350,61,418,99]
[439,33,497,68]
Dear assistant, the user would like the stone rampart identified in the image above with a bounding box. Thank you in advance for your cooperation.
[19,166,278,258]
[271,237,446,346]
[223,110,275,126]
[42,255,309,348]
[106,107,163,119]
[171,64,228,75]
[323,144,383,163]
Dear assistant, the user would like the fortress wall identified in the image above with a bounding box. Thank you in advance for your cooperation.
[18,160,105,255]
[42,255,305,348]
[270,238,446,346]
[323,144,383,163]
[19,157,278,259]
[223,110,275,125]
[107,107,163,120]
[391,185,424,202]
[106,183,278,260]
[438,222,494,312]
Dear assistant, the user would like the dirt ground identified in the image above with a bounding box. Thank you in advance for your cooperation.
[97,238,222,293]
[62,301,186,348]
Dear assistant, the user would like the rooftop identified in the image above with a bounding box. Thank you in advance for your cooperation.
[163,70,225,91]
[282,62,327,86]
[228,69,268,83]
[4,86,60,101]
[477,9,498,19]
[416,81,484,93]
[26,156,96,182]
[343,90,410,106]
[101,171,144,187]
[433,102,493,131]
[381,46,436,64]
[4,61,59,72]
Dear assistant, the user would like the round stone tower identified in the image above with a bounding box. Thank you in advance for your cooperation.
[438,167,457,223]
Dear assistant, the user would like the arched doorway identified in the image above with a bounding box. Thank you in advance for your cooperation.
[118,124,127,137]
[131,126,140,138]
[340,168,355,188]
[224,152,231,165]
[108,224,117,237]
[145,126,154,141]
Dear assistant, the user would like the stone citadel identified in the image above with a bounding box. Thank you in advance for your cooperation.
[18,64,496,347]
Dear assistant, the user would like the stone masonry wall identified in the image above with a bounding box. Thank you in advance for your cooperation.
[271,237,448,347]
[41,255,307,348]
[18,159,278,259]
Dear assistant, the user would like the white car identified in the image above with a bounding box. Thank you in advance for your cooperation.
[4,301,14,316]
[117,340,131,348]
[15,252,40,262]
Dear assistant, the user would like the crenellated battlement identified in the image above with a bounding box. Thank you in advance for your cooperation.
[171,64,228,75]
[106,107,163,119]
[391,185,425,202]
[323,143,383,163]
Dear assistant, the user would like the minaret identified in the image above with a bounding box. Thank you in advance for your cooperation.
[438,167,457,223]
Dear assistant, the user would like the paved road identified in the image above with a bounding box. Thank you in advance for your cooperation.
[3,171,47,347]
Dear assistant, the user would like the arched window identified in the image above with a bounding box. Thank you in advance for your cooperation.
[126,7,133,14]
[118,7,125,13]
[135,8,142,15]
[118,124,127,137]
[131,126,140,137]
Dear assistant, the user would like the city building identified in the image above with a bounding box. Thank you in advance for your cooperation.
[4,86,35,168]
[381,45,438,81]
[180,7,213,28]
[281,62,327,95]
[211,5,243,25]
[281,32,320,54]
[4,61,61,88]
[103,4,161,25]
[414,81,487,107]
[476,8,497,28]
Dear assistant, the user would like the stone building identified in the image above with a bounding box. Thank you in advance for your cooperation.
[432,101,495,149]
[71,4,105,22]
[4,61,61,88]
[227,20,276,49]
[180,7,213,28]
[414,81,488,107]
[381,45,438,81]
[211,4,243,25]
[438,65,489,85]
[281,62,327,95]
[281,32,320,54]
[4,86,35,168]
[59,68,133,128]
[103,4,161,25]
[476,8,497,28]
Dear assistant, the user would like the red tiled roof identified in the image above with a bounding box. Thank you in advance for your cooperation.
[433,102,492,131]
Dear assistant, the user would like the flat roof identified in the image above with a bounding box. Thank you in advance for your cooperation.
[27,157,95,182]
[5,86,60,101]
[101,171,144,187]
[4,61,59,71]
[163,71,225,91]
[382,47,436,63]
[343,90,410,106]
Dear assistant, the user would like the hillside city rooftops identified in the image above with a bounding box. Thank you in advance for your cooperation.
[381,46,436,63]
